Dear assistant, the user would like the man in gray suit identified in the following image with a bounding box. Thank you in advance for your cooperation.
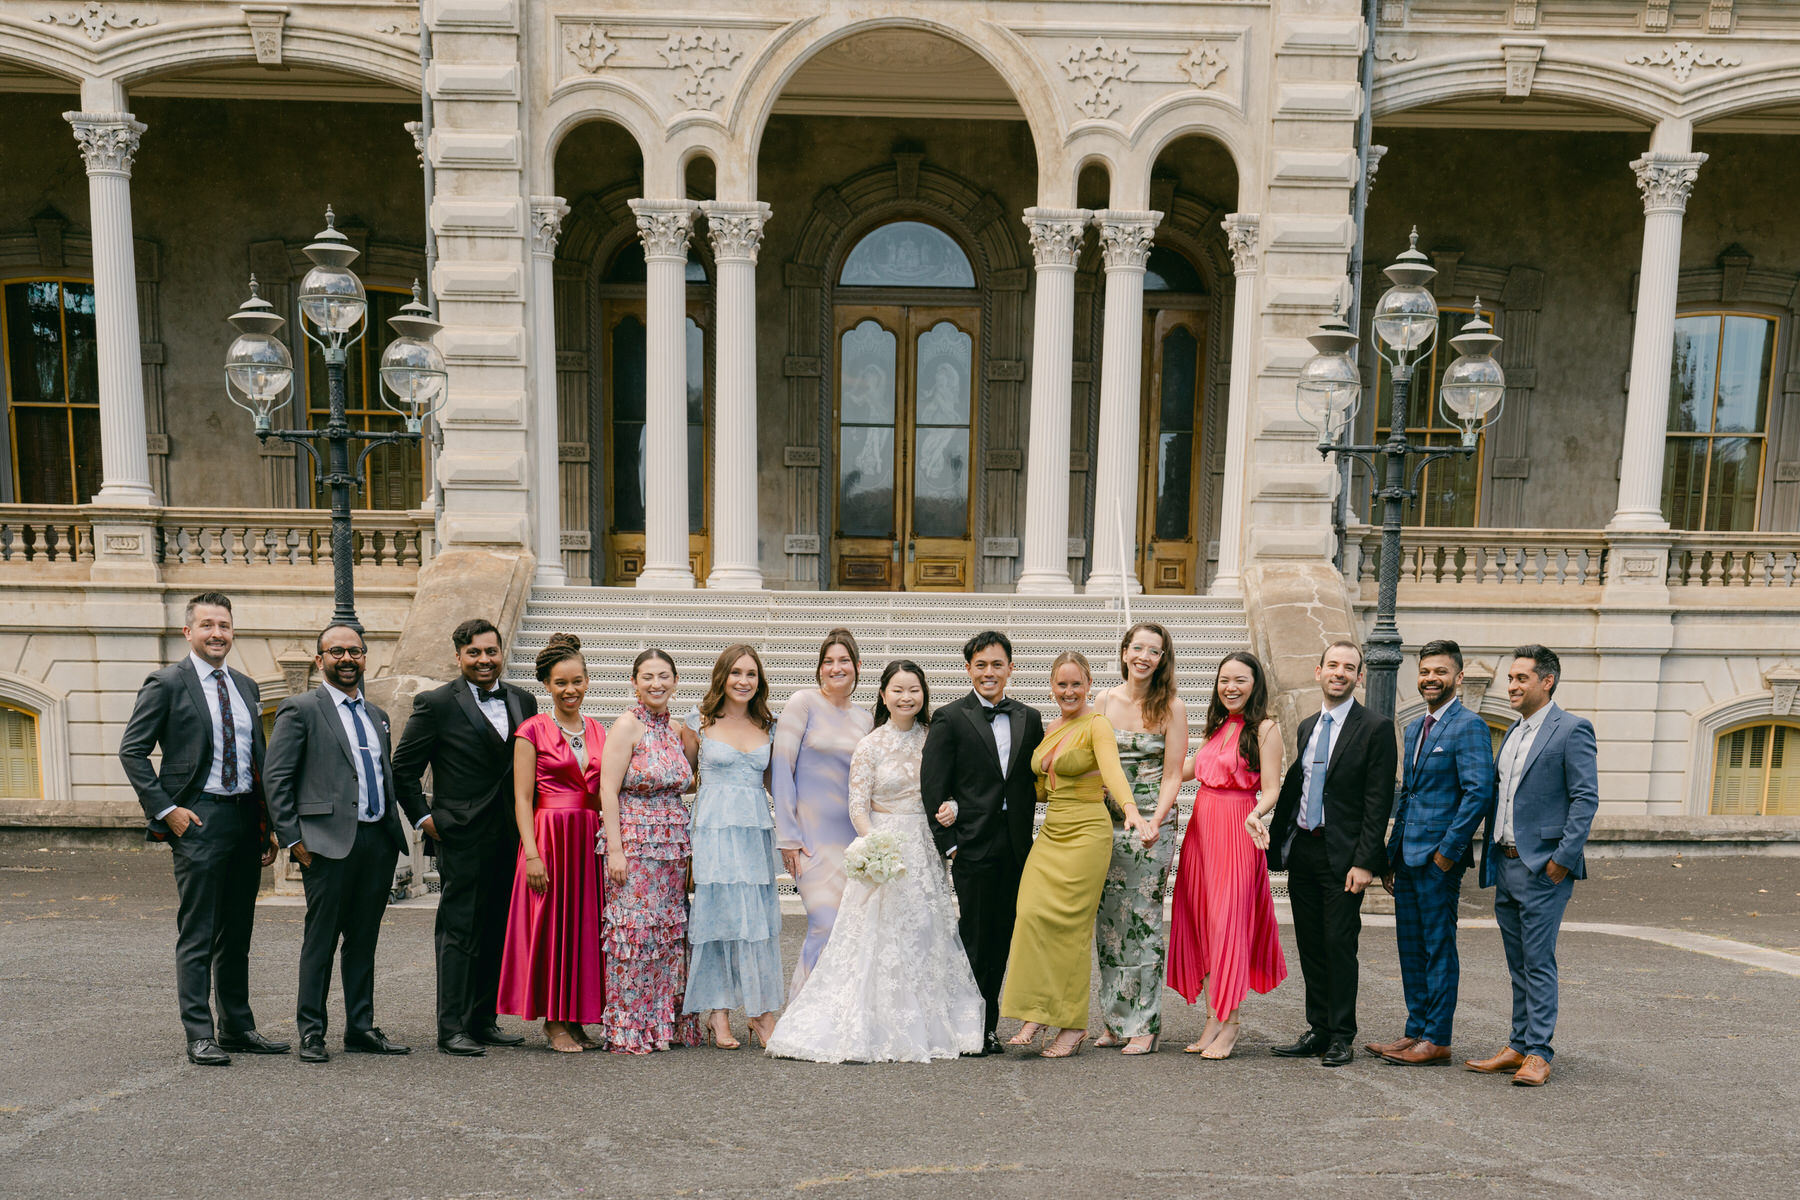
[265,623,411,1063]
[1466,644,1599,1087]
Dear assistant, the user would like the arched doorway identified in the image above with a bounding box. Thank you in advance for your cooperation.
[1138,245,1209,593]
[830,220,981,590]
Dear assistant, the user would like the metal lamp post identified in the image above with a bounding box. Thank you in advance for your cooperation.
[1297,228,1506,722]
[225,207,448,631]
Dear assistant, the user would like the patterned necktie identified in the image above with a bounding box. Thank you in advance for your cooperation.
[212,669,239,793]
[346,698,383,821]
[1303,712,1333,829]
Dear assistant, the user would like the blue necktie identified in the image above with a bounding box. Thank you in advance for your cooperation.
[1303,712,1332,829]
[346,698,383,821]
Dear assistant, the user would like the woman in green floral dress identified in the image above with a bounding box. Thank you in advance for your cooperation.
[1091,622,1189,1054]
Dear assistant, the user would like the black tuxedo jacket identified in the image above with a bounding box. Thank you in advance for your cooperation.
[392,679,537,838]
[1267,699,1396,878]
[118,657,267,841]
[919,691,1044,866]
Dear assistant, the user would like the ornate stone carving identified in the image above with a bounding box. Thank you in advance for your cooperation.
[1060,40,1136,120]
[403,120,424,166]
[829,32,977,71]
[1373,46,1418,64]
[1503,43,1542,98]
[530,197,570,257]
[1644,0,1672,32]
[629,200,696,261]
[276,646,314,698]
[565,24,618,74]
[1023,208,1089,269]
[1379,0,1407,28]
[1630,151,1707,215]
[1512,1,1538,27]
[1708,0,1735,34]
[373,14,419,37]
[1180,42,1227,91]
[37,3,155,42]
[1366,145,1388,195]
[65,112,146,176]
[702,201,771,264]
[243,6,286,65]
[1625,41,1742,83]
[1096,212,1159,271]
[661,30,741,110]
[1459,664,1494,713]
[1766,664,1800,716]
[1223,213,1260,276]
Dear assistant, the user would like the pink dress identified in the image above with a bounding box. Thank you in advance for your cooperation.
[1166,715,1287,1018]
[497,713,605,1023]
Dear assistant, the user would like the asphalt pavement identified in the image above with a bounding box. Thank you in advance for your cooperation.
[2,846,1797,1200]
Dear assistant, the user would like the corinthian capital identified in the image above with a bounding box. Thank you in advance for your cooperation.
[1023,207,1092,268]
[628,198,699,261]
[1094,210,1161,271]
[529,196,571,257]
[1630,151,1707,216]
[1222,213,1261,275]
[700,200,772,263]
[64,111,146,177]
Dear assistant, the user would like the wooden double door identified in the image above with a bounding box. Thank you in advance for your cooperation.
[1137,305,1209,594]
[831,304,979,590]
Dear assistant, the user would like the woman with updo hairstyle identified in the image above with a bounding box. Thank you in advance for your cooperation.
[596,647,702,1052]
[497,633,605,1052]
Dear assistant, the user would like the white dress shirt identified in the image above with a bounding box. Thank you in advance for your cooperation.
[329,685,386,823]
[157,654,255,820]
[1494,703,1552,847]
[470,681,508,738]
[978,694,1012,778]
[1297,694,1354,829]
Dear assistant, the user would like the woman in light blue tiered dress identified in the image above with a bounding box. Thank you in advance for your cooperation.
[683,644,784,1048]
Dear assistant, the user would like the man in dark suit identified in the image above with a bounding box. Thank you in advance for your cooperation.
[119,591,287,1066]
[1466,644,1599,1088]
[1265,640,1396,1067]
[393,617,537,1057]
[920,630,1044,1057]
[265,623,411,1063]
[1370,639,1497,1066]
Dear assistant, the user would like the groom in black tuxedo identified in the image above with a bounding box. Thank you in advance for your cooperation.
[921,630,1044,1056]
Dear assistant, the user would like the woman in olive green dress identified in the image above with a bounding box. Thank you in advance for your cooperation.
[1092,622,1189,1055]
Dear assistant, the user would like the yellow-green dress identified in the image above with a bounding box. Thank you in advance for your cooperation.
[1000,712,1136,1030]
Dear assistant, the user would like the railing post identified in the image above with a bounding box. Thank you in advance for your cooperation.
[1602,528,1674,606]
[85,505,161,583]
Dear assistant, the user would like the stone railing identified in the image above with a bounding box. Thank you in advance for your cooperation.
[0,506,94,565]
[1666,533,1800,589]
[1348,527,1609,589]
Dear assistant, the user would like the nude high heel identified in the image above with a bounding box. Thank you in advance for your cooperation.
[1039,1029,1088,1059]
[1007,1021,1045,1048]
[1121,1033,1160,1056]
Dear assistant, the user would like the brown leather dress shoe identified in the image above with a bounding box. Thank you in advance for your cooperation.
[1383,1040,1452,1065]
[1365,1035,1417,1057]
[1465,1047,1526,1073]
[1511,1055,1552,1086]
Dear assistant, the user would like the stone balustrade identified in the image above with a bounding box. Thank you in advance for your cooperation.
[1349,527,1609,590]
[1666,534,1800,590]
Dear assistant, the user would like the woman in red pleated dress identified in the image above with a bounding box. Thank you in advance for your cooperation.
[1166,650,1287,1058]
[497,633,606,1053]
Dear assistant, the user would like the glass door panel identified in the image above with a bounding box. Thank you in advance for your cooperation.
[1138,310,1205,593]
[904,310,977,590]
[833,309,901,587]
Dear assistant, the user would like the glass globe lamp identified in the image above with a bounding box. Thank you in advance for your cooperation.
[1438,303,1506,445]
[223,277,294,432]
[1372,227,1439,366]
[378,282,448,432]
[297,207,366,340]
[1295,304,1362,444]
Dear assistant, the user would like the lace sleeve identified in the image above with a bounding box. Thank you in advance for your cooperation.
[847,731,878,837]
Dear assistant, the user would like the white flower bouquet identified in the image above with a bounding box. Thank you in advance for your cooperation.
[843,829,908,886]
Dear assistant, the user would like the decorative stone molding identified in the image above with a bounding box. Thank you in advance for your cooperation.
[1630,151,1707,216]
[242,6,287,65]
[661,30,741,110]
[1223,213,1260,276]
[1459,663,1495,713]
[37,3,155,42]
[1645,0,1672,32]
[1061,39,1136,120]
[701,201,770,264]
[1024,208,1089,268]
[1708,0,1735,34]
[373,13,419,37]
[529,196,570,258]
[629,199,696,261]
[1096,212,1158,271]
[1374,46,1418,64]
[1512,1,1538,27]
[1180,42,1227,91]
[1765,665,1800,717]
[1378,0,1406,28]
[1625,42,1742,84]
[65,111,146,177]
[1502,42,1544,99]
[276,646,314,699]
[565,24,618,74]
[1366,144,1388,195]
[403,120,424,166]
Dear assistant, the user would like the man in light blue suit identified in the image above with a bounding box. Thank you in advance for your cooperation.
[1466,645,1599,1087]
[1370,639,1496,1066]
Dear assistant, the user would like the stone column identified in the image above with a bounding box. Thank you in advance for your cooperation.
[700,200,771,590]
[1211,213,1261,597]
[1016,207,1090,594]
[1610,148,1706,531]
[64,111,156,506]
[627,199,698,589]
[528,196,570,585]
[1084,210,1160,597]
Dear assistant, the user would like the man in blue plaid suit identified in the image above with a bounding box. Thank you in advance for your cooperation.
[1368,639,1496,1066]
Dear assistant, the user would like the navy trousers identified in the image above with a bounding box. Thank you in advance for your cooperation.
[1392,858,1465,1045]
[1491,852,1575,1062]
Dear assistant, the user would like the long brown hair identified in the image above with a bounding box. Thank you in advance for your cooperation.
[1118,621,1177,734]
[815,628,860,689]
[1204,651,1271,766]
[699,643,773,730]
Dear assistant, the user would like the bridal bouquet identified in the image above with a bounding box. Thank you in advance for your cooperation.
[843,830,908,886]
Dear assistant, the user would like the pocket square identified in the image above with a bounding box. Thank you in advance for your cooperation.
[1431,746,1445,754]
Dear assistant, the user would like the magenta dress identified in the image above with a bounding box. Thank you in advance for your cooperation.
[1166,715,1287,1018]
[601,704,703,1053]
[497,713,605,1023]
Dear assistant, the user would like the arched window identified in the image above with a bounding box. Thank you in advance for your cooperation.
[302,286,422,510]
[839,221,975,288]
[1710,721,1800,815]
[1663,312,1778,531]
[0,703,40,799]
[1143,247,1205,293]
[2,279,101,504]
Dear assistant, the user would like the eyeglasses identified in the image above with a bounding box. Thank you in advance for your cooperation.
[1125,643,1164,658]
[321,646,367,660]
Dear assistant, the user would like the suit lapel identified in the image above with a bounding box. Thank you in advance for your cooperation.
[1325,700,1362,781]
[1516,705,1562,788]
[504,685,524,736]
[1413,701,1456,771]
[961,694,1004,776]
[316,685,358,770]
[179,658,215,765]
[453,681,506,747]
[1004,700,1031,778]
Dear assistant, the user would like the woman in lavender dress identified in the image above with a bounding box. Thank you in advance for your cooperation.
[771,628,873,994]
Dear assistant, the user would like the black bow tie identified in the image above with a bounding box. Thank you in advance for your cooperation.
[981,699,1015,722]
[477,688,503,703]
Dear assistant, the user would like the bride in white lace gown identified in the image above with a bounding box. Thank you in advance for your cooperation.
[765,662,984,1063]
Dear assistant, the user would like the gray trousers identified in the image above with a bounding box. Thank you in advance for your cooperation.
[1491,852,1575,1062]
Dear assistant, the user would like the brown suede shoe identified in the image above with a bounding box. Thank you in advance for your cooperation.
[1364,1035,1417,1057]
[1465,1047,1527,1074]
[1383,1040,1452,1065]
[1511,1055,1551,1086]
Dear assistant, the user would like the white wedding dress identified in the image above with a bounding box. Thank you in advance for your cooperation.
[765,721,985,1063]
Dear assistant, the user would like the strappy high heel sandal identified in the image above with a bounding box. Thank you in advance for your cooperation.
[1200,1018,1241,1060]
[1007,1021,1045,1048]
[1039,1029,1088,1059]
[1184,1015,1225,1055]
[1121,1033,1160,1056]
[1094,1030,1126,1049]
[705,1013,740,1049]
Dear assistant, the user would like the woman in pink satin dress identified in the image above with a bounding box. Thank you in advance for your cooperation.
[497,633,606,1053]
[1166,651,1287,1059]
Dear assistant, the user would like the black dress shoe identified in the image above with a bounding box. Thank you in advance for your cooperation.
[1321,1040,1355,1068]
[298,1036,330,1064]
[438,1033,487,1057]
[186,1038,231,1066]
[218,1030,290,1055]
[1270,1031,1328,1058]
[469,1025,525,1047]
[344,1027,411,1055]
[985,1033,1006,1056]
